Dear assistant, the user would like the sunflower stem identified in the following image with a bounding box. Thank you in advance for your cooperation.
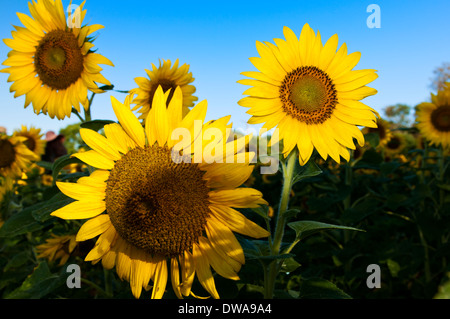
[84,92,96,122]
[103,268,113,297]
[264,148,298,299]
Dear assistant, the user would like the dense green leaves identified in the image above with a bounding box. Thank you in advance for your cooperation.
[4,262,65,299]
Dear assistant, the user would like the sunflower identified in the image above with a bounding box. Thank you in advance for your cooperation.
[131,59,197,119]
[0,134,39,178]
[362,117,393,148]
[13,125,46,160]
[36,234,78,266]
[1,0,114,120]
[51,87,269,299]
[238,24,378,165]
[416,84,450,149]
[383,131,408,159]
[0,177,14,205]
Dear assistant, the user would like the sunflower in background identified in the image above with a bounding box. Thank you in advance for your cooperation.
[131,59,197,119]
[416,83,450,149]
[382,131,410,160]
[13,125,46,160]
[0,134,39,179]
[51,87,269,299]
[36,234,78,266]
[1,0,114,120]
[238,24,378,165]
[362,117,393,149]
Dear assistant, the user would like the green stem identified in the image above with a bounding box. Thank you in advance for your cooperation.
[103,268,112,297]
[343,153,353,245]
[437,146,445,214]
[417,224,432,283]
[264,148,298,299]
[72,108,84,122]
[84,92,96,122]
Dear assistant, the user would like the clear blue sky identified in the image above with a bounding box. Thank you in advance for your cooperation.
[1,0,449,136]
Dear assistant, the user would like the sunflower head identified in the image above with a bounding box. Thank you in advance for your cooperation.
[383,131,413,159]
[51,86,269,299]
[238,24,378,165]
[0,134,39,178]
[130,59,198,119]
[1,0,114,119]
[362,117,393,148]
[13,125,46,160]
[416,83,450,149]
[36,234,78,266]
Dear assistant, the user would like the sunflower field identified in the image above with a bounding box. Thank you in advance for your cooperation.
[0,0,449,303]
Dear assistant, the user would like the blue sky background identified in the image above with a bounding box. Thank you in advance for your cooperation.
[0,0,449,137]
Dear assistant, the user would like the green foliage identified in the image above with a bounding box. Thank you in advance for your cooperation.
[1,119,449,300]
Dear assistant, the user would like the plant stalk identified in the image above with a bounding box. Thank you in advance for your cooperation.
[264,148,298,298]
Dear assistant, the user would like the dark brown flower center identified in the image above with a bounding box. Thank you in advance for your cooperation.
[34,30,84,90]
[149,79,177,107]
[105,145,210,258]
[23,136,37,152]
[387,137,401,150]
[368,122,386,140]
[0,139,15,169]
[280,66,337,124]
[431,105,450,132]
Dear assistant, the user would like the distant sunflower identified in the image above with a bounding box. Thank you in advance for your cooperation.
[13,125,46,159]
[238,24,378,165]
[362,117,393,148]
[131,59,197,119]
[1,0,114,120]
[416,84,450,149]
[0,134,38,178]
[383,131,408,159]
[0,177,14,204]
[36,234,77,266]
[51,87,269,299]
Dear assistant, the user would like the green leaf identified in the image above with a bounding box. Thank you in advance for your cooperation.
[51,154,84,183]
[97,84,115,91]
[386,259,401,278]
[0,207,44,237]
[35,160,53,171]
[292,159,322,184]
[280,257,301,273]
[287,220,362,241]
[80,119,116,132]
[240,238,294,265]
[5,262,64,299]
[0,192,72,237]
[31,191,75,222]
[437,184,450,192]
[3,251,31,272]
[298,277,352,299]
[364,132,380,148]
[434,272,450,299]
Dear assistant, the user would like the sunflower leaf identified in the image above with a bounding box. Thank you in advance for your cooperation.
[31,192,75,222]
[80,119,116,132]
[51,154,84,183]
[4,262,65,299]
[298,277,352,299]
[287,220,363,242]
[292,159,322,185]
